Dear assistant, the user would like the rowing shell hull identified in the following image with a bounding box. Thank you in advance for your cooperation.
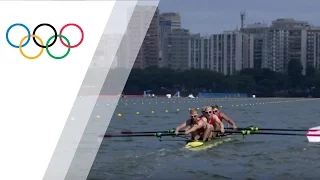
[185,135,233,151]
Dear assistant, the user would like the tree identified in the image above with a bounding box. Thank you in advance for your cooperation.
[117,65,320,97]
[306,65,316,77]
[287,59,303,89]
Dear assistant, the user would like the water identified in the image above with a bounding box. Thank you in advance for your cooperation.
[87,97,320,180]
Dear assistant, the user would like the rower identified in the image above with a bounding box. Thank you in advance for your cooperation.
[211,105,237,130]
[174,108,212,141]
[202,106,225,138]
[199,106,207,119]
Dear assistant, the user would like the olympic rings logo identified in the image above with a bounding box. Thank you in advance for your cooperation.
[6,23,84,60]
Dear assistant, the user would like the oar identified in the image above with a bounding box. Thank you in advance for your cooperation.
[226,126,320,132]
[121,126,320,135]
[103,132,186,138]
[224,130,306,136]
[121,129,178,134]
[103,132,192,142]
[105,134,162,138]
[222,130,320,143]
[120,126,263,134]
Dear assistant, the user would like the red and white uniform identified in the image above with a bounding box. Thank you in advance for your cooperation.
[209,116,215,126]
[209,113,223,126]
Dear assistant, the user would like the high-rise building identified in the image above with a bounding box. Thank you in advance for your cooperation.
[261,19,310,74]
[241,23,269,69]
[242,33,255,69]
[162,28,190,70]
[305,26,320,70]
[159,12,181,31]
[242,19,320,74]
[188,33,202,69]
[90,34,123,68]
[188,31,254,75]
[159,12,181,67]
[126,6,159,69]
[314,33,320,69]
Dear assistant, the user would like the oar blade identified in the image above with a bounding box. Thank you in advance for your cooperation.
[185,141,204,148]
[307,126,320,143]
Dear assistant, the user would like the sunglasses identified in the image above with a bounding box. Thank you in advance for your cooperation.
[205,111,212,114]
[191,115,198,118]
[213,110,218,113]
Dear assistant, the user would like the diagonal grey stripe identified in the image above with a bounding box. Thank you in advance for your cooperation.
[65,2,160,180]
[41,1,138,180]
[42,0,160,180]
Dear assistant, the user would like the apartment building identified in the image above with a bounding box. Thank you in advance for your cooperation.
[159,12,181,31]
[305,26,320,69]
[188,31,254,75]
[241,23,269,68]
[126,6,159,69]
[188,33,202,69]
[243,18,320,74]
[314,33,320,69]
[162,28,190,70]
[90,34,123,68]
[260,19,310,73]
[159,12,181,67]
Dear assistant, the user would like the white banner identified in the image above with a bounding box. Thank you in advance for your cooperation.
[0,1,115,180]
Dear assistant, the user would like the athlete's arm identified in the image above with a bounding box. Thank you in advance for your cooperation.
[201,116,208,123]
[185,121,204,135]
[214,115,225,133]
[221,113,237,129]
[175,119,190,135]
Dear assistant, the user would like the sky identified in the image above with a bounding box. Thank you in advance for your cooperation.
[158,0,320,34]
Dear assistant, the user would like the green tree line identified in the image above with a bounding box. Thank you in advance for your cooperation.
[109,59,320,97]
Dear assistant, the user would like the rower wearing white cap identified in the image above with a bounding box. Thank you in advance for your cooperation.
[174,108,212,141]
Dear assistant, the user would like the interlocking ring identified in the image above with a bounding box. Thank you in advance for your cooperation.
[32,23,57,48]
[6,23,84,60]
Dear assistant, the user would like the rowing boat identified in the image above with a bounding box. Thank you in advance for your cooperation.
[185,133,233,151]
[103,126,320,148]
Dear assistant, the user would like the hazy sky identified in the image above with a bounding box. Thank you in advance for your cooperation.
[158,0,320,34]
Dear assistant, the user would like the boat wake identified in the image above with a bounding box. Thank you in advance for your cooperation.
[185,137,236,152]
[307,142,320,148]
